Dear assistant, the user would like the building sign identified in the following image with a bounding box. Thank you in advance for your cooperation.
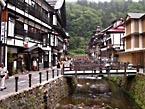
[0,9,8,44]
[0,22,7,43]
[24,37,29,48]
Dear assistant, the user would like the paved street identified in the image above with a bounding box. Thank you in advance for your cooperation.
[0,68,62,100]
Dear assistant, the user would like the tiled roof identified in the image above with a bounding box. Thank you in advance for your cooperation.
[45,0,57,7]
[128,13,145,19]
[46,0,64,9]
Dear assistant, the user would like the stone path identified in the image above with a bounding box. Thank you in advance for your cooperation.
[0,68,62,100]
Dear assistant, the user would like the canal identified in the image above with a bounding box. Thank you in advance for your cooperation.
[55,77,141,109]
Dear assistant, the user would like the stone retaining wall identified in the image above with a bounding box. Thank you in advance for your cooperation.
[110,74,145,109]
[0,77,74,109]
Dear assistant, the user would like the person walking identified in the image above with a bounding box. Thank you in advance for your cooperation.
[0,63,9,91]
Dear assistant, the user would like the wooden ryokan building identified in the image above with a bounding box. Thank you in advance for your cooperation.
[0,0,69,75]
[119,13,145,68]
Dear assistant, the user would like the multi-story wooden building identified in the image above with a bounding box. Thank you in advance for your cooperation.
[0,0,68,75]
[87,19,125,63]
[100,19,125,62]
[119,13,145,68]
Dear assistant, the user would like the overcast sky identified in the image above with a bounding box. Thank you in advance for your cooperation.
[66,0,139,3]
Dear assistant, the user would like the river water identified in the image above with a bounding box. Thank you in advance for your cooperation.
[55,77,140,109]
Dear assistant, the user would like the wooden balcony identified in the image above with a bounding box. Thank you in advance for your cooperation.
[15,28,27,36]
[14,28,43,42]
[8,0,49,24]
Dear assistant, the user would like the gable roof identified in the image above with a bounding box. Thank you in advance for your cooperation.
[127,13,145,19]
[46,0,57,7]
[46,0,65,9]
[23,45,44,53]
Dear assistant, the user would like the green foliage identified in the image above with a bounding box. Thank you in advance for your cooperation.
[66,4,102,38]
[66,0,145,55]
[127,2,145,13]
[110,75,145,109]
[129,75,145,109]
[69,48,86,56]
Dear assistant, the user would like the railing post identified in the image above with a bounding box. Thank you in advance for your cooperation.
[15,76,19,92]
[124,63,127,77]
[57,69,59,76]
[46,71,49,81]
[136,64,139,73]
[106,66,110,78]
[83,70,85,74]
[52,69,54,78]
[99,67,102,74]
[92,69,93,77]
[70,63,72,71]
[28,74,32,87]
[75,70,77,78]
[39,72,42,84]
[116,67,118,73]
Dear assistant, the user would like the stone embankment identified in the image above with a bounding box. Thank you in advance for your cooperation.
[111,74,145,109]
[0,77,75,109]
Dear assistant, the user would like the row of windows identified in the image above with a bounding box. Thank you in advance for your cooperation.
[126,20,145,35]
[126,35,145,49]
[8,0,52,24]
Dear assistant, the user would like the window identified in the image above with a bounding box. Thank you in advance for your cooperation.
[8,17,15,36]
[126,37,131,49]
[134,20,139,32]
[50,34,54,46]
[15,20,24,36]
[126,22,131,35]
[24,24,28,31]
[134,35,139,48]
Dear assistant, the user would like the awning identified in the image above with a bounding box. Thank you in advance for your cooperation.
[23,45,44,53]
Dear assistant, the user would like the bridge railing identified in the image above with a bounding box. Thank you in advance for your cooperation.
[63,62,139,71]
[63,63,138,77]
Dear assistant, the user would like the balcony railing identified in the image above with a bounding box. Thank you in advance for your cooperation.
[15,28,27,36]
[14,28,43,42]
[27,32,43,42]
[8,0,49,24]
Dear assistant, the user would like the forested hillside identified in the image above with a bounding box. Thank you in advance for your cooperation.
[66,0,145,56]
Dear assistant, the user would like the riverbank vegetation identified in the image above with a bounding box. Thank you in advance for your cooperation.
[110,74,145,109]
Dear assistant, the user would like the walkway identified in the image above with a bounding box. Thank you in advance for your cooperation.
[0,68,62,100]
